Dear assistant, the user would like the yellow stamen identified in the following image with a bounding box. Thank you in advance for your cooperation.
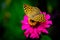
[28,18,37,26]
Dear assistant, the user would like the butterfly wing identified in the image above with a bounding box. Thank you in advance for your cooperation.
[32,14,45,22]
[24,4,45,22]
[24,4,40,18]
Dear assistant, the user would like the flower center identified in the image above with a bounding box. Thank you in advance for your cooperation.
[28,18,40,27]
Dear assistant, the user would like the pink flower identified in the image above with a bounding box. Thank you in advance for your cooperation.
[21,11,52,38]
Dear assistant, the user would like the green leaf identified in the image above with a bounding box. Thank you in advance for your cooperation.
[41,35,52,40]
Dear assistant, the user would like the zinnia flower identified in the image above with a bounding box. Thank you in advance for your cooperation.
[21,11,52,38]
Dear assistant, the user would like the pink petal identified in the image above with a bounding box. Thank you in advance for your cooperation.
[30,33,39,38]
[21,25,30,30]
[30,34,35,38]
[24,15,28,20]
[29,28,34,34]
[37,30,41,34]
[24,30,29,38]
[44,25,51,28]
[21,20,28,25]
[30,28,39,38]
[43,12,46,15]
[46,21,52,24]
[37,27,43,31]
[45,14,50,20]
[34,28,37,33]
[42,29,48,34]
[37,27,43,34]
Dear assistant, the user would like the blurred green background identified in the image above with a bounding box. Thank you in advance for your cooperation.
[0,0,59,40]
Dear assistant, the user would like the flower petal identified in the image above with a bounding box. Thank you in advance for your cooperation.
[29,28,33,34]
[22,25,30,30]
[42,29,48,34]
[45,14,50,20]
[44,25,51,28]
[30,33,39,38]
[46,21,52,24]
[21,20,28,25]
[24,30,29,38]
[24,15,28,20]
[37,27,43,34]
[43,12,46,15]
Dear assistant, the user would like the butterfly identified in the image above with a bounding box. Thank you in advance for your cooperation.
[23,4,45,22]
